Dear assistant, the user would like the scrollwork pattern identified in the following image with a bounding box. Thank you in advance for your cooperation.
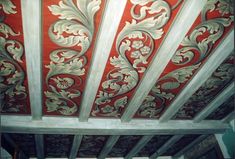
[0,0,27,113]
[92,0,173,117]
[45,0,101,115]
[137,0,234,118]
[174,54,234,119]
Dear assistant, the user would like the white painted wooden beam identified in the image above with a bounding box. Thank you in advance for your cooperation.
[1,116,228,135]
[150,135,184,159]
[159,30,234,122]
[125,135,154,159]
[98,135,120,159]
[21,0,42,120]
[222,111,235,123]
[69,135,83,159]
[194,82,234,122]
[79,0,127,122]
[35,134,44,159]
[173,135,208,158]
[121,0,206,122]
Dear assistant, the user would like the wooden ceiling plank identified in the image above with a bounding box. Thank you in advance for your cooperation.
[193,82,234,123]
[21,0,42,120]
[1,116,229,135]
[98,135,120,159]
[125,135,154,159]
[35,134,44,159]
[79,0,127,122]
[149,135,184,159]
[173,135,208,158]
[69,135,83,159]
[222,111,235,123]
[121,0,206,122]
[159,30,234,122]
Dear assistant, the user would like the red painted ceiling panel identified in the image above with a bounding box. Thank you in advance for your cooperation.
[42,0,106,116]
[135,0,234,119]
[90,0,184,118]
[0,0,31,114]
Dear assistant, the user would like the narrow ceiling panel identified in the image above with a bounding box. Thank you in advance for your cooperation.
[44,134,73,157]
[77,135,108,157]
[206,95,234,120]
[162,135,200,156]
[107,135,141,157]
[173,54,234,119]
[135,135,172,157]
[9,133,36,157]
[91,0,184,118]
[0,0,30,114]
[42,0,106,116]
[135,0,234,119]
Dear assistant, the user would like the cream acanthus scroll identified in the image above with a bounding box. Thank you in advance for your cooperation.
[137,0,234,118]
[45,0,101,115]
[0,0,27,112]
[92,0,174,117]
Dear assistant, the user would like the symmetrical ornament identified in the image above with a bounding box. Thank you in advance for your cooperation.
[137,0,234,118]
[44,0,101,115]
[0,0,27,113]
[92,0,182,117]
[174,54,234,119]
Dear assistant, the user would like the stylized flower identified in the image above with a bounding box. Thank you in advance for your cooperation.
[131,50,141,58]
[140,46,151,55]
[53,77,74,89]
[101,105,114,113]
[217,0,233,15]
[132,40,143,49]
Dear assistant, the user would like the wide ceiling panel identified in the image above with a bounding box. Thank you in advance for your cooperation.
[162,134,200,156]
[107,135,141,157]
[135,135,172,157]
[173,53,234,119]
[0,0,30,114]
[42,0,106,116]
[77,135,108,157]
[44,134,73,157]
[206,95,234,120]
[135,0,234,119]
[90,0,184,118]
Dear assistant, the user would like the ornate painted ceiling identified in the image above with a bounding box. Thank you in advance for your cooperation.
[0,0,234,158]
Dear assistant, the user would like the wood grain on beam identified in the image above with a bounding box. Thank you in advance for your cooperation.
[125,135,154,159]
[35,134,44,159]
[150,135,183,159]
[21,0,42,120]
[121,0,206,122]
[1,116,229,135]
[98,135,120,159]
[69,135,83,159]
[79,0,127,122]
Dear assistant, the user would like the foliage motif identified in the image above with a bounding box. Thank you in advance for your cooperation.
[0,0,27,113]
[137,0,234,118]
[45,0,101,115]
[174,54,234,119]
[92,0,173,117]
